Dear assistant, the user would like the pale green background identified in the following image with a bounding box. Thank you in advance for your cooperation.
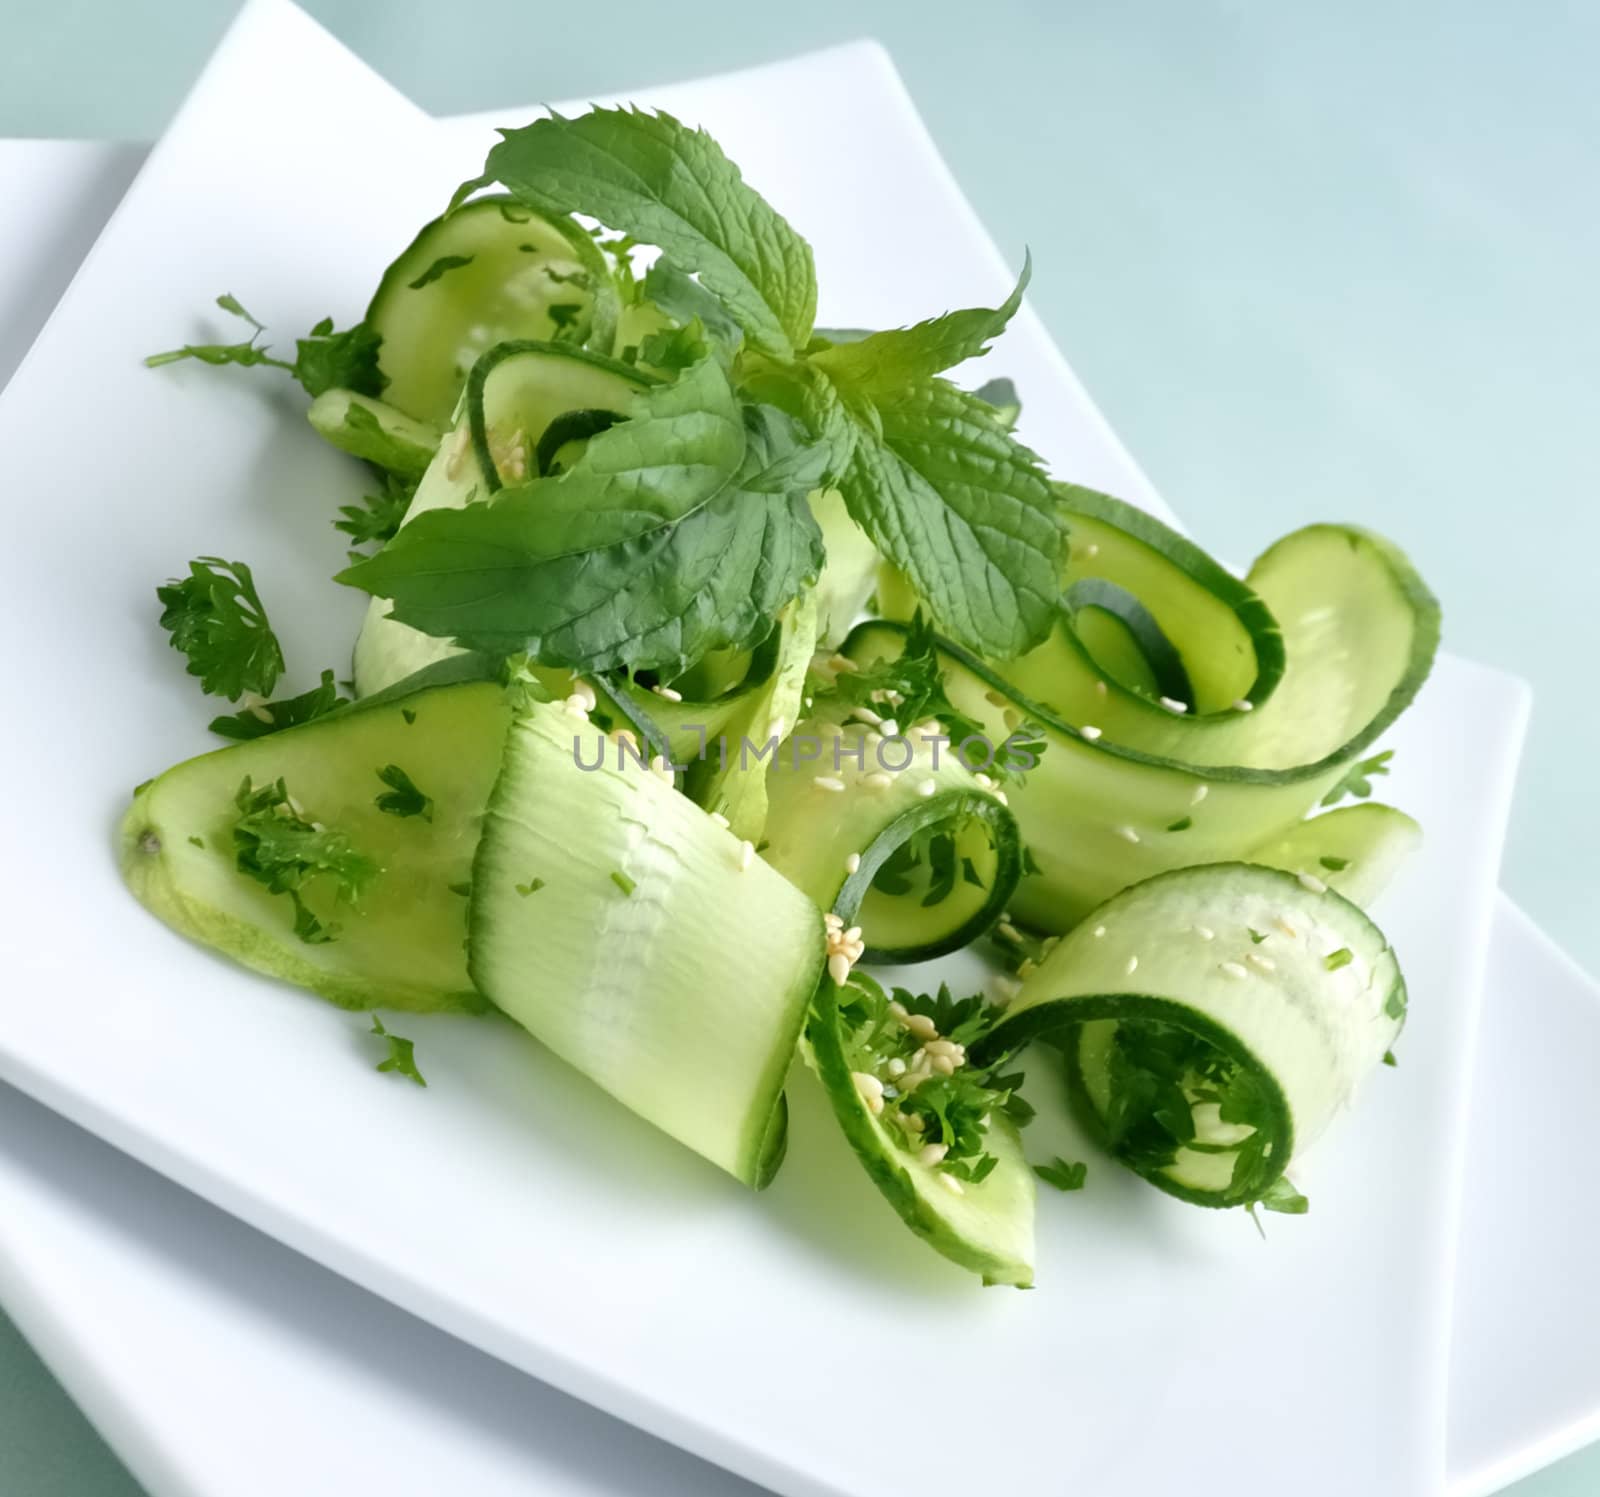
[1,0,1595,1492]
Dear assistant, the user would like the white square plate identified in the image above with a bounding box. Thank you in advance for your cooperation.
[0,5,1530,1495]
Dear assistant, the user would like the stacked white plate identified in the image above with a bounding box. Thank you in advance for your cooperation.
[1,4,1595,1493]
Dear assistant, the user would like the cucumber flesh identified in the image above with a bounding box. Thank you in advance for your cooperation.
[806,976,1035,1287]
[367,195,620,427]
[468,701,824,1187]
[306,390,439,480]
[810,486,880,647]
[1249,803,1422,908]
[121,677,511,1013]
[981,862,1406,1207]
[844,515,1438,931]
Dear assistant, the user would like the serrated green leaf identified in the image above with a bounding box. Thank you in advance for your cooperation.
[478,107,815,357]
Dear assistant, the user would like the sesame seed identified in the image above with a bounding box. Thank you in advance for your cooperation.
[902,1112,926,1132]
[851,705,881,727]
[998,921,1023,943]
[974,772,994,790]
[709,811,730,830]
[994,789,1009,806]
[904,1012,938,1041]
[1079,724,1103,742]
[563,700,591,721]
[614,728,639,752]
[1159,696,1188,714]
[814,776,847,793]
[843,926,863,945]
[829,951,853,986]
[739,840,755,870]
[923,1039,960,1059]
[1221,961,1249,980]
[917,719,944,737]
[1297,871,1328,894]
[929,1054,956,1075]
[1192,924,1215,941]
[1191,784,1209,805]
[845,852,862,874]
[828,653,858,674]
[1232,698,1255,713]
[1247,952,1276,972]
[887,1057,907,1077]
[1124,955,1139,976]
[887,999,907,1019]
[1274,916,1299,939]
[247,701,274,724]
[917,1143,949,1166]
[1093,925,1107,937]
[653,685,684,703]
[939,1173,966,1196]
[865,771,893,792]
[571,681,597,711]
[917,778,937,798]
[990,975,1022,1005]
[1115,825,1141,844]
[878,718,900,738]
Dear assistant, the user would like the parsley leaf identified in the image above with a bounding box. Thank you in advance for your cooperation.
[370,1016,427,1087]
[812,256,1030,394]
[471,107,816,357]
[1320,749,1394,807]
[232,776,379,944]
[374,764,434,821]
[1033,1157,1088,1192]
[209,669,345,740]
[157,557,285,701]
[335,474,414,550]
[833,375,1062,659]
[1257,1175,1309,1215]
[146,298,384,400]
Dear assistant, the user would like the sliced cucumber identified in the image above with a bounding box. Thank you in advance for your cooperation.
[761,709,1022,962]
[810,486,880,647]
[367,195,620,427]
[980,863,1406,1208]
[1249,803,1422,908]
[846,511,1438,930]
[468,701,823,1187]
[807,976,1035,1287]
[351,342,653,697]
[121,676,511,1013]
[306,390,439,480]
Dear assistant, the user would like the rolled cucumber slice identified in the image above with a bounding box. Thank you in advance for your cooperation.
[468,701,824,1187]
[351,342,654,697]
[761,708,1023,962]
[845,511,1438,930]
[807,976,1035,1287]
[980,863,1406,1208]
[121,674,511,1013]
[1248,803,1422,908]
[367,195,620,427]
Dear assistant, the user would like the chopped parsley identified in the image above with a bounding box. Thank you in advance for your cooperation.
[610,870,637,896]
[514,877,545,896]
[232,776,378,944]
[1319,855,1351,872]
[1033,1158,1088,1192]
[370,1016,427,1087]
[1320,750,1394,808]
[374,764,434,821]
[209,669,345,741]
[1324,947,1354,971]
[335,473,414,551]
[406,253,474,289]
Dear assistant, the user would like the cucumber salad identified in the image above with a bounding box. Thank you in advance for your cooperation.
[125,106,1439,1287]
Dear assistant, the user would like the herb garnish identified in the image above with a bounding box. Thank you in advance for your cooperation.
[1320,750,1394,807]
[209,669,345,741]
[374,764,434,821]
[157,557,285,702]
[370,1016,427,1087]
[1033,1158,1088,1192]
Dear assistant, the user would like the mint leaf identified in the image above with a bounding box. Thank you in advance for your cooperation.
[1033,1157,1088,1192]
[835,377,1061,658]
[475,107,815,357]
[370,1016,427,1087]
[640,258,745,353]
[812,256,1030,393]
[157,557,285,702]
[209,669,345,740]
[341,358,827,673]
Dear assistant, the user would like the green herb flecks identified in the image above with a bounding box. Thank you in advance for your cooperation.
[232,776,379,944]
[407,254,474,289]
[209,669,345,741]
[375,764,434,822]
[370,1016,427,1087]
[1033,1157,1088,1192]
[1320,750,1394,808]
